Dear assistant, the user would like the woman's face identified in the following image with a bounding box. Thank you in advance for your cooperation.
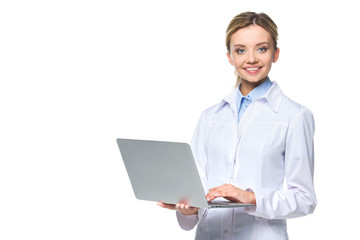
[227,24,279,86]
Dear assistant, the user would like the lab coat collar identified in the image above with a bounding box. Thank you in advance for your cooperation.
[214,81,283,114]
[262,82,283,113]
[214,86,238,115]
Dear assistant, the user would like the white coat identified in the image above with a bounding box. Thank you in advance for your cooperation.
[176,82,316,240]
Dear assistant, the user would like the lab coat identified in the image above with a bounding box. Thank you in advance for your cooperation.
[176,82,316,240]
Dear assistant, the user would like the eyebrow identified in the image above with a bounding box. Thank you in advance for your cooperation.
[234,42,270,47]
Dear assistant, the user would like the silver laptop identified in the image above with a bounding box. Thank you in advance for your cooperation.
[116,138,254,209]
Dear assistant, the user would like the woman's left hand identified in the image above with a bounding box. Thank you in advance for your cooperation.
[206,184,256,206]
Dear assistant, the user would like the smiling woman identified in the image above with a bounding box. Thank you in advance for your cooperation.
[225,12,279,90]
[158,11,316,240]
[227,24,280,95]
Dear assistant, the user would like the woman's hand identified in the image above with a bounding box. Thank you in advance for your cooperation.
[157,201,199,215]
[206,184,256,206]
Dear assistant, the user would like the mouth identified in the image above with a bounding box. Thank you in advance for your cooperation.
[244,66,262,74]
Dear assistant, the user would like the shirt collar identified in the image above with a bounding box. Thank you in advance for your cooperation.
[214,79,283,113]
[236,78,273,109]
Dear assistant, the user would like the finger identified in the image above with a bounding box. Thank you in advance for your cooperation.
[175,203,194,210]
[215,189,243,202]
[208,184,239,198]
[207,189,219,198]
[206,192,223,202]
[159,202,175,207]
[209,184,232,193]
[158,202,176,210]
[177,206,199,216]
[208,186,225,195]
[175,203,186,210]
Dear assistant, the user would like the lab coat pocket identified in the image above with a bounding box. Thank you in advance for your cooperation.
[254,216,267,224]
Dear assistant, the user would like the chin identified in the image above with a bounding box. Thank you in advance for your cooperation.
[241,76,267,83]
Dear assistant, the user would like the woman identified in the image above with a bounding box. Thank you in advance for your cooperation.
[158,12,316,239]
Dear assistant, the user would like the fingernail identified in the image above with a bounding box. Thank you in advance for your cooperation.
[207,198,210,201]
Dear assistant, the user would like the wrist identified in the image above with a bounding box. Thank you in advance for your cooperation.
[247,192,256,206]
[178,208,199,216]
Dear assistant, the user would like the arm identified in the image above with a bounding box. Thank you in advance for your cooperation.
[246,108,317,219]
[157,202,199,231]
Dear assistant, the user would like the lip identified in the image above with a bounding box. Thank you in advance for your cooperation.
[243,66,262,74]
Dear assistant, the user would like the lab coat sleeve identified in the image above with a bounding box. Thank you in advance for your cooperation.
[246,108,317,219]
[176,111,209,230]
[176,208,208,231]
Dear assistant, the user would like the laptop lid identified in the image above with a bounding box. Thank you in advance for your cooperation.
[117,138,208,208]
[117,138,254,209]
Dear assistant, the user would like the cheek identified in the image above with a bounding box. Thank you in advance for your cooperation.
[232,56,245,67]
[260,55,274,66]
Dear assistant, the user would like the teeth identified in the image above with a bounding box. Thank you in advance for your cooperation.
[246,67,260,71]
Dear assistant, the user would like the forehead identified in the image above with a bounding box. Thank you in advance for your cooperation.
[231,24,273,46]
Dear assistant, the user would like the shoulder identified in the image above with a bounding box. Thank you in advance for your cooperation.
[279,94,315,132]
[268,82,312,117]
[198,103,220,122]
[281,94,314,119]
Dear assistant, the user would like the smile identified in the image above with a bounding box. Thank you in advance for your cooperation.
[245,67,261,71]
[244,66,262,74]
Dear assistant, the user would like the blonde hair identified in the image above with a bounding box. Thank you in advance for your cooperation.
[225,12,278,87]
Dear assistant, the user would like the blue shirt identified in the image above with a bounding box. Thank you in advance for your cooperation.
[236,78,273,122]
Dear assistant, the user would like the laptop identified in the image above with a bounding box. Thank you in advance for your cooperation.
[116,138,254,209]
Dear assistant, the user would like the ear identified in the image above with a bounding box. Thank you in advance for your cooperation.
[273,47,280,63]
[227,52,234,65]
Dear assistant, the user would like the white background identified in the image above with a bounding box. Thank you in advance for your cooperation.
[1,0,359,239]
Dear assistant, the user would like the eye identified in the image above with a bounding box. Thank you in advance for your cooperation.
[258,47,267,52]
[235,48,245,54]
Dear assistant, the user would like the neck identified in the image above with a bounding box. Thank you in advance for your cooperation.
[240,77,268,96]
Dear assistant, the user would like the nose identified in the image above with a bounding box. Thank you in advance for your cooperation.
[246,51,257,64]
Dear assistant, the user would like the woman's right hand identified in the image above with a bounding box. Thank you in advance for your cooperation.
[157,201,199,216]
